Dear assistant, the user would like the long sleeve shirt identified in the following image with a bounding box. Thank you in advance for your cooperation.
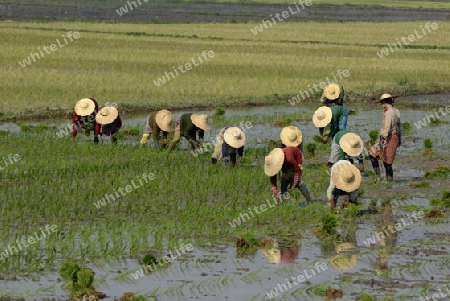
[334,129,350,160]
[146,112,168,140]
[71,98,101,136]
[380,106,401,139]
[179,113,204,142]
[222,127,244,158]
[100,114,122,135]
[270,147,303,187]
[319,105,348,138]
[327,160,359,200]
[212,127,244,160]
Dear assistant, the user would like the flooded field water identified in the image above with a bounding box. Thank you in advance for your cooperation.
[1,95,449,300]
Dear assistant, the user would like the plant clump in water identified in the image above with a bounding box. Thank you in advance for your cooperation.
[236,235,260,256]
[59,262,105,300]
[425,166,450,178]
[120,292,147,301]
[423,138,433,155]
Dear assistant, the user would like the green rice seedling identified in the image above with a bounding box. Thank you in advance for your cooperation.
[359,292,377,301]
[59,262,80,282]
[17,122,32,132]
[369,130,379,145]
[313,135,323,143]
[400,205,420,212]
[139,254,158,266]
[402,122,411,134]
[322,213,337,235]
[120,292,148,301]
[214,107,226,117]
[430,191,450,207]
[408,181,430,188]
[75,268,94,290]
[423,138,433,154]
[236,234,260,256]
[347,204,360,218]
[429,117,442,127]
[306,143,316,157]
[425,166,450,178]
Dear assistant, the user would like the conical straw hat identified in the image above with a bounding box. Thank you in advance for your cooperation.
[264,148,284,177]
[74,98,96,116]
[331,162,362,192]
[280,126,302,147]
[312,106,332,128]
[223,127,246,148]
[190,114,211,131]
[340,133,364,157]
[155,109,173,132]
[95,106,118,125]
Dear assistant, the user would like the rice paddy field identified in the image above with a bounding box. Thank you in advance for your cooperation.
[1,20,450,117]
[1,0,450,300]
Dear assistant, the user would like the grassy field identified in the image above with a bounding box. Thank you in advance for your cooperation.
[1,21,449,118]
[3,0,450,9]
[0,132,332,277]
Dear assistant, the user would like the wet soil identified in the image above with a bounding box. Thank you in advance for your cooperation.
[0,102,449,300]
[1,1,449,23]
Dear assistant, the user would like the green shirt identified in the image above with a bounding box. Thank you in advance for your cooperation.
[180,113,204,141]
[329,105,345,139]
[334,129,349,160]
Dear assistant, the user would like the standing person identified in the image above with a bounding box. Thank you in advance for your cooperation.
[326,160,362,208]
[140,109,173,148]
[369,94,402,183]
[264,146,313,206]
[211,126,245,166]
[95,106,122,144]
[317,83,348,145]
[167,113,211,154]
[71,98,101,144]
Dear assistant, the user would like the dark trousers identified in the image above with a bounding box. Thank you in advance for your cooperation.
[369,155,393,177]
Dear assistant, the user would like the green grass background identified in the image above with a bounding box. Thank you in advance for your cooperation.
[1,21,449,115]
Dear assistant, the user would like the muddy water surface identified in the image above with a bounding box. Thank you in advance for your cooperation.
[1,96,449,300]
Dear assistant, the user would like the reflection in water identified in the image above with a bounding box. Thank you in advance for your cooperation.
[260,237,301,264]
[374,202,398,276]
[329,242,359,272]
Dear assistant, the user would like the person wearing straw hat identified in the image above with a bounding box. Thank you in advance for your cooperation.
[140,109,173,148]
[329,130,367,175]
[211,126,245,166]
[326,160,362,208]
[71,98,101,144]
[278,126,313,204]
[95,106,122,144]
[315,83,348,145]
[320,82,345,106]
[312,106,332,144]
[278,125,303,151]
[264,146,312,205]
[369,93,402,183]
[167,113,211,154]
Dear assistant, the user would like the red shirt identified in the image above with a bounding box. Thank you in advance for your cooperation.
[71,98,101,136]
[270,147,303,185]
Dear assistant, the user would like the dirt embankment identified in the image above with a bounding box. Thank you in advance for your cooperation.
[0,2,449,23]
